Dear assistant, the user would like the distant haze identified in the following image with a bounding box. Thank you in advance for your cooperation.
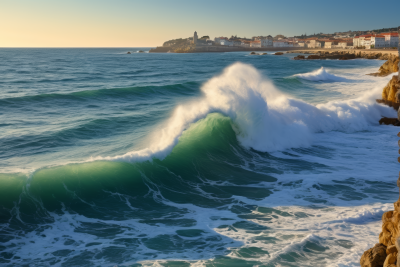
[1,0,399,47]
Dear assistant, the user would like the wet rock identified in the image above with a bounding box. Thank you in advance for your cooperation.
[250,52,256,55]
[382,76,400,102]
[369,56,399,77]
[127,52,131,54]
[294,55,305,60]
[360,243,387,267]
[274,52,284,55]
[307,55,320,59]
[379,117,400,126]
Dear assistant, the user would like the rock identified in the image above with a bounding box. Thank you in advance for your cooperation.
[387,245,398,255]
[294,55,305,60]
[307,55,320,59]
[383,252,396,267]
[369,56,399,77]
[261,53,267,55]
[127,52,131,54]
[339,56,349,60]
[398,107,400,121]
[382,76,400,102]
[250,52,256,55]
[379,117,400,126]
[138,50,144,53]
[379,197,400,247]
[275,52,284,55]
[360,243,387,267]
[396,238,400,267]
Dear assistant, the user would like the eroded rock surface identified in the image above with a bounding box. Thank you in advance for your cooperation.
[369,55,399,77]
[360,243,387,267]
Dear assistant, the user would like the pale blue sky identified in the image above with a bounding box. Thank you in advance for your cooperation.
[1,0,399,47]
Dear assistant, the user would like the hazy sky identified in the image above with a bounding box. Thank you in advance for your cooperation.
[1,0,399,47]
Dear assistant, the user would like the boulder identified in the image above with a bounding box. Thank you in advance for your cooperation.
[360,243,387,267]
[275,52,284,55]
[127,52,131,54]
[339,56,349,60]
[379,117,400,126]
[138,50,144,53]
[307,55,320,59]
[250,52,256,55]
[294,55,305,60]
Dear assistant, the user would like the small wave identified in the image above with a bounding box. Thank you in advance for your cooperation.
[295,67,348,82]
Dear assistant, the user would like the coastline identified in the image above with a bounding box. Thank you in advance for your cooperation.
[149,45,398,54]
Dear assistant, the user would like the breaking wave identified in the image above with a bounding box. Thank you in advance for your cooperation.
[97,63,395,163]
[295,67,348,82]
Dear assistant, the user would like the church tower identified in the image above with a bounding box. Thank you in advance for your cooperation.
[193,31,198,44]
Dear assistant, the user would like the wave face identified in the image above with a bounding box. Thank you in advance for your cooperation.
[0,48,398,267]
[295,67,348,82]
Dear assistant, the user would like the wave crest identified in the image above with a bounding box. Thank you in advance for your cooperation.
[295,67,348,82]
[97,63,395,163]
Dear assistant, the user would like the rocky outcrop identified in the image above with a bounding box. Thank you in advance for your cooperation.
[379,198,400,247]
[360,243,387,267]
[307,55,320,59]
[369,56,399,77]
[293,55,305,60]
[275,52,284,55]
[127,52,131,54]
[382,75,400,103]
[379,117,400,126]
[361,198,400,266]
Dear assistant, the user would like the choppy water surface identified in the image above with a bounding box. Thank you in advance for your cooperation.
[0,48,398,266]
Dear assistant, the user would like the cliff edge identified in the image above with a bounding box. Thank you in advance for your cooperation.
[369,55,399,77]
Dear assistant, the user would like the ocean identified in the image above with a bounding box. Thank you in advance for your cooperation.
[0,48,398,267]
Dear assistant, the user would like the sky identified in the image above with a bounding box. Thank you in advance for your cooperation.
[1,0,399,47]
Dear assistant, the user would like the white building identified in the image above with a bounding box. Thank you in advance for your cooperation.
[232,40,241,46]
[260,35,273,47]
[250,41,261,48]
[220,40,233,46]
[371,35,386,48]
[354,33,399,48]
[382,32,399,47]
[273,41,293,47]
[214,37,228,45]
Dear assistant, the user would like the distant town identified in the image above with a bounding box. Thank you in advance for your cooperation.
[150,27,399,53]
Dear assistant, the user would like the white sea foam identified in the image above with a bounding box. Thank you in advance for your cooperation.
[295,67,348,82]
[97,63,395,163]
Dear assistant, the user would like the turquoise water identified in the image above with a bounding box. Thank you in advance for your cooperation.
[0,48,398,266]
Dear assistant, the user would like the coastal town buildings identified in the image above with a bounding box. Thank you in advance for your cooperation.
[383,32,399,47]
[353,32,399,48]
[250,41,261,48]
[273,41,293,47]
[260,36,273,47]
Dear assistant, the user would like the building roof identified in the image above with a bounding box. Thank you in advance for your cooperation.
[382,32,399,36]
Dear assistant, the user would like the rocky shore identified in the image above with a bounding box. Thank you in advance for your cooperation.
[360,29,399,265]
[289,50,398,61]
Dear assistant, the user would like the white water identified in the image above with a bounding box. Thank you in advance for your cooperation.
[295,67,348,82]
[100,63,396,163]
